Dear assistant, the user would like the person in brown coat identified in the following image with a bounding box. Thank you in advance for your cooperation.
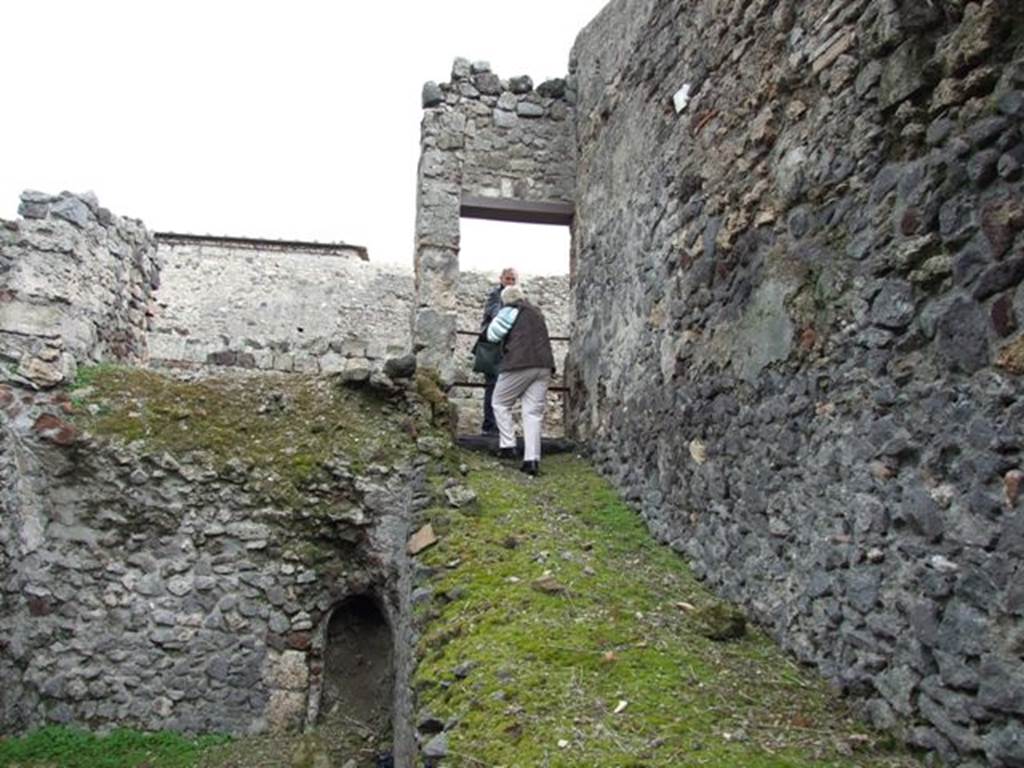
[485,284,555,476]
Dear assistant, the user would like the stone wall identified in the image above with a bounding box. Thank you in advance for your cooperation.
[0,191,159,388]
[414,58,576,382]
[149,235,409,376]
[0,376,421,751]
[569,1,1024,764]
[150,236,571,434]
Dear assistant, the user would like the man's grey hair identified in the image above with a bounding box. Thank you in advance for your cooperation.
[500,284,525,305]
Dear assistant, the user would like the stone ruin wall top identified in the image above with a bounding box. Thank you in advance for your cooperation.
[148,233,569,383]
[0,191,159,389]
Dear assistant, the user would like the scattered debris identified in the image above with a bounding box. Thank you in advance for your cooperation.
[692,601,747,641]
[444,484,478,509]
[531,574,567,595]
[407,524,438,555]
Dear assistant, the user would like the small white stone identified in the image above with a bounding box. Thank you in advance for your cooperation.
[928,554,958,573]
[673,83,691,113]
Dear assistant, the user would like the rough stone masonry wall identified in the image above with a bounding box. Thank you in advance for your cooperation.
[414,58,576,382]
[0,381,420,747]
[0,191,159,388]
[569,1,1024,765]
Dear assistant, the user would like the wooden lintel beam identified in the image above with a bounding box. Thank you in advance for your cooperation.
[460,195,574,226]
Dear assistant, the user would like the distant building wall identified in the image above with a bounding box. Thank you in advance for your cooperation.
[149,235,410,375]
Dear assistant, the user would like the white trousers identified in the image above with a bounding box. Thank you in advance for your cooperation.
[492,367,550,461]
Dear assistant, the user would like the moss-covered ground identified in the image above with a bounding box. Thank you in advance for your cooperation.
[69,366,430,507]
[413,452,922,768]
[27,367,923,767]
[0,727,228,768]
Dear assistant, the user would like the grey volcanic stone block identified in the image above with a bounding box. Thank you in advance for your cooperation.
[935,296,989,372]
[50,196,94,228]
[516,101,545,118]
[871,280,915,329]
[422,81,443,108]
[384,354,417,380]
[509,75,533,93]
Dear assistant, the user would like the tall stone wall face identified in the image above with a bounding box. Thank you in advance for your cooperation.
[414,58,576,382]
[0,380,420,738]
[0,192,159,388]
[569,1,1024,764]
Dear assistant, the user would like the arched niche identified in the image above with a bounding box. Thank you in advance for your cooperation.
[318,593,395,752]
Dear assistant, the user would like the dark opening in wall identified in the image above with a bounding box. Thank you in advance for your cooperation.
[319,594,394,750]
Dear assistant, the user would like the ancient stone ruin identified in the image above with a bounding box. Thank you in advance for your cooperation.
[2,0,1024,766]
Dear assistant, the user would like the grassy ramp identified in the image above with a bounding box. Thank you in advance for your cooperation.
[413,451,921,768]
[5,365,922,767]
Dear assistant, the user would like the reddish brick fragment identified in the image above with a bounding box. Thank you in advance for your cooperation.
[800,326,817,351]
[32,413,77,446]
[981,198,1024,259]
[1006,470,1023,508]
[992,294,1017,337]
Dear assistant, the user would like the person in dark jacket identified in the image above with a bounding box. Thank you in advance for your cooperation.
[486,284,555,476]
[479,267,518,435]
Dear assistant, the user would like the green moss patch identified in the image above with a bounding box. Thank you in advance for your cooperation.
[0,726,228,768]
[68,366,430,507]
[413,453,921,767]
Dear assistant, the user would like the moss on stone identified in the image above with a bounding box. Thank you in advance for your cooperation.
[692,601,747,641]
[415,368,456,435]
[67,366,436,510]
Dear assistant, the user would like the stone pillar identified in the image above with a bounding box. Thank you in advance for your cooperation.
[412,56,576,385]
[413,97,465,385]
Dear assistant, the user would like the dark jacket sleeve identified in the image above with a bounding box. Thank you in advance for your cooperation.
[481,285,502,328]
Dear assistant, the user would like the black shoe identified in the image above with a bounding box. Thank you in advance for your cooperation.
[520,460,539,476]
[496,447,517,460]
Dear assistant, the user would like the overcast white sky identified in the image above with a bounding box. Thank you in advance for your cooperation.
[1,1,608,276]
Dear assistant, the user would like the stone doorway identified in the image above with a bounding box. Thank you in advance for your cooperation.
[453,215,572,438]
[318,593,395,760]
